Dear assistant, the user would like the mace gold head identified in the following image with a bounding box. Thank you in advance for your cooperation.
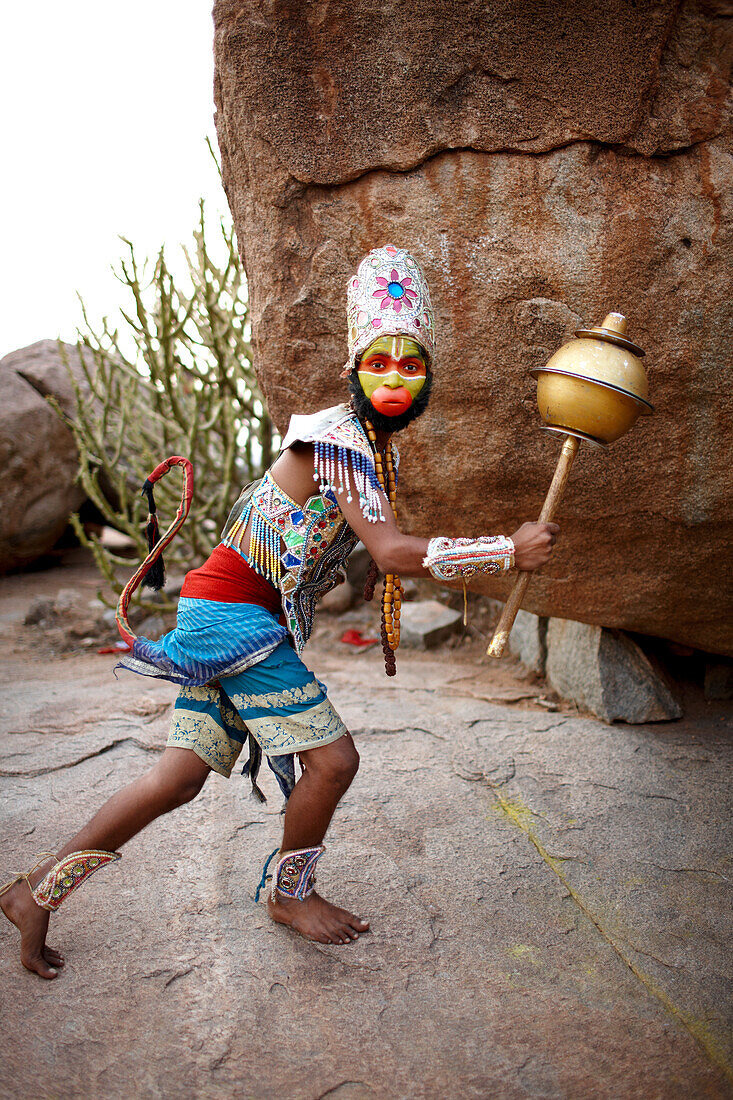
[530,312,653,447]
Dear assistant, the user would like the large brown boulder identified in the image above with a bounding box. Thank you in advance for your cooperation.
[213,0,733,657]
[0,341,88,573]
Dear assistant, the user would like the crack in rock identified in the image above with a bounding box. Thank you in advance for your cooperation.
[0,737,163,777]
[314,1083,374,1100]
[647,863,730,883]
[142,965,196,987]
[287,133,721,190]
[351,725,445,741]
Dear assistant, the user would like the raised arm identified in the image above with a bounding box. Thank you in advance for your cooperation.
[269,442,559,576]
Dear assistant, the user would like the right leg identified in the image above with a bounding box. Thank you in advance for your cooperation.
[217,645,367,945]
[1,747,210,979]
[267,733,370,945]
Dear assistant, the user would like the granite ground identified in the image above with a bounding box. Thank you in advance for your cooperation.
[1,553,731,1100]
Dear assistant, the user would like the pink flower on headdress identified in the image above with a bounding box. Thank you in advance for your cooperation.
[372,269,418,314]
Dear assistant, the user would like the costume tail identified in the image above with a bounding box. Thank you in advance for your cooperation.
[116,456,194,645]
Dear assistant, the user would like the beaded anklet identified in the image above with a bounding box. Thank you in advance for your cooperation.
[33,850,121,911]
[0,850,121,913]
[270,846,325,902]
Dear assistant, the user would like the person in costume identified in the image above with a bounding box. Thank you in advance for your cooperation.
[0,245,558,977]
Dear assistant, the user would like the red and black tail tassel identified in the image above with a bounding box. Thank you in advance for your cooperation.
[141,480,165,591]
[116,456,194,646]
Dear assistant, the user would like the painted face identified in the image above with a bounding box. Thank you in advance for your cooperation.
[357,335,427,417]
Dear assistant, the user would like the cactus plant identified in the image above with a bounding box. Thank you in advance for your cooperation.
[58,201,276,609]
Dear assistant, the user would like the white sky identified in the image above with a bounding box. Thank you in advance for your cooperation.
[1,1,228,357]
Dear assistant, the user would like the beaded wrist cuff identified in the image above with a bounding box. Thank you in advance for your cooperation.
[271,845,324,902]
[423,536,515,582]
[31,850,121,912]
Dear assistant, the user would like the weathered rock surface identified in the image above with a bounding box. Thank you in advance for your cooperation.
[399,598,462,648]
[0,341,90,573]
[213,0,725,182]
[213,0,733,657]
[1,552,732,1098]
[546,618,683,723]
[11,338,89,420]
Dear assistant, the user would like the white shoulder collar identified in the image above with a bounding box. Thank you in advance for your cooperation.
[280,404,400,468]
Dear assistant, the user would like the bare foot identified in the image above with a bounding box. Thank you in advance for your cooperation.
[267,890,369,945]
[1,868,65,979]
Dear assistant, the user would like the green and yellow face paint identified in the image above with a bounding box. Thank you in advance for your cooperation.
[357,336,427,417]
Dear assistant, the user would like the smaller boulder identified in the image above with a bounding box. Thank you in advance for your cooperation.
[24,597,56,626]
[0,340,94,574]
[67,617,101,640]
[53,588,101,641]
[546,619,682,723]
[100,607,119,630]
[54,588,86,615]
[507,609,547,675]
[136,614,168,640]
[319,579,356,614]
[164,574,187,598]
[345,542,371,592]
[704,660,733,701]
[399,578,419,601]
[399,600,462,650]
[13,338,92,419]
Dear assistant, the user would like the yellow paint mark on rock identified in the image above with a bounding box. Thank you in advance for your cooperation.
[507,944,538,961]
[487,782,733,1085]
[492,794,543,832]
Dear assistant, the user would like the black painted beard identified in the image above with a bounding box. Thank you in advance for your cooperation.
[347,368,433,435]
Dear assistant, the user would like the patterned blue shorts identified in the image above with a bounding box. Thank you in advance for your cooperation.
[166,639,347,790]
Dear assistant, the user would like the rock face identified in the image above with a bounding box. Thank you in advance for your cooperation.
[491,601,681,722]
[0,341,88,573]
[213,0,733,658]
[546,618,683,723]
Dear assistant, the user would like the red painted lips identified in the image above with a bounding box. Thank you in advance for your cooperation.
[370,385,414,416]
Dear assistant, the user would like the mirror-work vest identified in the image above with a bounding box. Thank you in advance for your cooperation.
[220,405,398,653]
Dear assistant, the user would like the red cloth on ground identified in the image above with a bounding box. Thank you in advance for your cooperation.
[180,544,282,618]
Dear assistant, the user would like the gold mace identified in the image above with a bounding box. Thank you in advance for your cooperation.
[487,312,653,658]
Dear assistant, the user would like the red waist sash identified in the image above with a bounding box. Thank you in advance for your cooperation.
[180,545,282,617]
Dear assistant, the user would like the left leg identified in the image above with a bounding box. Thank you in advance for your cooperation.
[267,733,370,945]
[1,747,211,979]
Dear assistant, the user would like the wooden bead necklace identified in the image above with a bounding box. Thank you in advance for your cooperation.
[364,419,403,676]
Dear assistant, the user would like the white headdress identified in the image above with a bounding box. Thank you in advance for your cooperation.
[345,244,436,372]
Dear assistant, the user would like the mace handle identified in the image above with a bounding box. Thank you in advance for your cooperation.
[487,434,580,658]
